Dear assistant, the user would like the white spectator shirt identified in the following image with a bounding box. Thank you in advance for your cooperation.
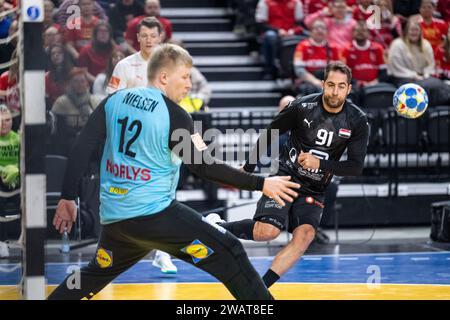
[106,52,149,94]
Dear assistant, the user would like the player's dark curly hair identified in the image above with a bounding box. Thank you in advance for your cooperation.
[324,61,352,84]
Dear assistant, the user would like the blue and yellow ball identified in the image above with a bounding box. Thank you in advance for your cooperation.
[393,83,428,119]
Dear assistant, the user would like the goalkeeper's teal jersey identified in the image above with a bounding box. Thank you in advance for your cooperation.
[100,87,181,224]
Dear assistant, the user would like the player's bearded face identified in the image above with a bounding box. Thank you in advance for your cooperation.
[322,71,351,109]
[323,92,345,109]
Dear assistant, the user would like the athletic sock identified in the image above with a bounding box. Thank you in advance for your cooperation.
[220,219,256,240]
[262,269,280,288]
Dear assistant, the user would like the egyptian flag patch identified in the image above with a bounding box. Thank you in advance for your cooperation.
[338,128,351,139]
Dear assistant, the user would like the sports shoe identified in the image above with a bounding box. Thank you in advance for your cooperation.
[152,250,177,274]
[0,241,10,258]
[205,213,225,225]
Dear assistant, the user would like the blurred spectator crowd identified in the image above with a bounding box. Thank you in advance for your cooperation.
[248,0,450,107]
[0,0,448,157]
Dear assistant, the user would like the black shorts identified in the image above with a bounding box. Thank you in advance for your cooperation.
[48,200,272,300]
[254,192,325,232]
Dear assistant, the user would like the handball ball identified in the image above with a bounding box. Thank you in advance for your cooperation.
[393,83,428,119]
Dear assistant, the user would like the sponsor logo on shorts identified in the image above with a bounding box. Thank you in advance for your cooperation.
[264,199,283,210]
[96,248,113,268]
[305,196,324,208]
[109,186,129,195]
[260,217,284,230]
[181,239,214,264]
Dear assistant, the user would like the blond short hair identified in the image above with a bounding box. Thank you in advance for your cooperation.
[147,43,193,81]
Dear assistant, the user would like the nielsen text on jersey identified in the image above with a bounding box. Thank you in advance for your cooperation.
[122,92,158,112]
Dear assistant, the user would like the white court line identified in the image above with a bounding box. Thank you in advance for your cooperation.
[0,264,21,273]
[338,257,359,261]
[375,257,395,261]
[304,251,450,258]
[302,257,323,261]
[2,251,449,267]
[411,257,430,261]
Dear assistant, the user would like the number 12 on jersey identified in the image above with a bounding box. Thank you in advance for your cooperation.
[118,117,142,158]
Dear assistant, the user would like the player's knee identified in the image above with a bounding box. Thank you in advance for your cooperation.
[254,223,281,241]
[292,225,316,251]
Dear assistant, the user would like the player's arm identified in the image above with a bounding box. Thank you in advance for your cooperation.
[53,99,108,234]
[165,96,300,205]
[310,115,369,176]
[243,100,300,173]
[106,61,127,94]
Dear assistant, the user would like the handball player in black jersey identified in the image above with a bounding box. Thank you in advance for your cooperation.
[208,62,369,288]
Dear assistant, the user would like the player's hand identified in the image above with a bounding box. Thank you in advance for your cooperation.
[53,199,77,234]
[298,152,320,170]
[262,176,300,207]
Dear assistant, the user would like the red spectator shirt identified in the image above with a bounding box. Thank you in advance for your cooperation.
[343,40,386,83]
[0,71,20,116]
[301,0,327,15]
[45,72,66,106]
[256,0,304,34]
[294,38,341,73]
[419,18,448,51]
[438,0,450,22]
[6,0,17,8]
[125,15,173,51]
[353,5,374,21]
[369,16,402,49]
[78,44,116,77]
[64,16,100,51]
[435,46,450,80]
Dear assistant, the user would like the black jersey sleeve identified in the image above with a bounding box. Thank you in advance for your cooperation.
[164,96,265,191]
[319,114,369,176]
[243,99,300,172]
[61,99,108,200]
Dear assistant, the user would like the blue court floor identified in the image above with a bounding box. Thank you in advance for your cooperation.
[2,234,450,299]
[1,251,450,286]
